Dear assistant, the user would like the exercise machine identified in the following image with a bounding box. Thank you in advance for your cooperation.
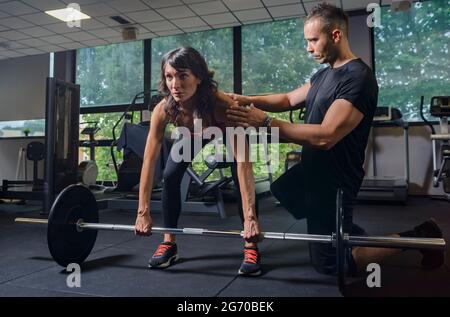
[420,96,450,200]
[357,106,409,203]
[106,121,240,219]
[43,77,80,213]
[2,141,45,197]
[78,121,100,187]
[0,78,80,213]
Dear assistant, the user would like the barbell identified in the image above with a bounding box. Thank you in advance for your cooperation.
[15,184,446,295]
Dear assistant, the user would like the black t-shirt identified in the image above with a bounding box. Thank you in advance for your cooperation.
[302,58,378,201]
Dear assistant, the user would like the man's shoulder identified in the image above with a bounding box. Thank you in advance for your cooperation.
[345,59,374,76]
[310,66,329,82]
[313,66,329,76]
[341,59,377,88]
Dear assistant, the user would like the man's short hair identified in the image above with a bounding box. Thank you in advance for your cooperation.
[305,2,349,37]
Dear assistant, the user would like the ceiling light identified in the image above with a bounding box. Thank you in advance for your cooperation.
[45,7,90,22]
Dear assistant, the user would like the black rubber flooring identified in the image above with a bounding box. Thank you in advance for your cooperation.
[1,196,449,297]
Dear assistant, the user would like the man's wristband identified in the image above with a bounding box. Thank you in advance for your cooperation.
[262,115,273,129]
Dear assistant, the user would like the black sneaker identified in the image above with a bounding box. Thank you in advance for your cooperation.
[400,218,445,270]
[238,247,262,276]
[149,242,178,268]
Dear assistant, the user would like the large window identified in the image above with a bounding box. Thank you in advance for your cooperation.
[76,41,144,107]
[242,18,320,178]
[374,0,450,121]
[0,119,45,138]
[151,28,233,92]
[242,18,320,95]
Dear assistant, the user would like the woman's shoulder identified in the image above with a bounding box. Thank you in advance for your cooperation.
[214,90,234,109]
[211,91,235,128]
[151,97,169,122]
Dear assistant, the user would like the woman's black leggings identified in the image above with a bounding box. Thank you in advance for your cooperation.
[161,136,259,228]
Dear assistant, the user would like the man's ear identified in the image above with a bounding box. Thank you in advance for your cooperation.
[332,29,342,43]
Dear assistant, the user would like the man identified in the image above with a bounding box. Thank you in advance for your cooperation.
[227,3,444,276]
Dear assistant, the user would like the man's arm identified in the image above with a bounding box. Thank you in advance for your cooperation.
[271,98,364,149]
[229,82,311,113]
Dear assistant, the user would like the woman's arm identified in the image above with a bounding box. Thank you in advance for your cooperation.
[234,136,257,219]
[135,100,168,234]
[215,92,261,241]
[232,134,261,242]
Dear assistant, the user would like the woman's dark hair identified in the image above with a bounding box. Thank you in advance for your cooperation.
[159,47,218,126]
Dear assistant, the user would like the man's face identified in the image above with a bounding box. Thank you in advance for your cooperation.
[304,18,337,64]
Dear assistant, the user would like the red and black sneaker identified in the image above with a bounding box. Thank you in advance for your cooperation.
[148,242,178,268]
[238,247,262,276]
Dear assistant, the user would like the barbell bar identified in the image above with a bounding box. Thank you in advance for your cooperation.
[14,184,446,295]
[14,217,444,250]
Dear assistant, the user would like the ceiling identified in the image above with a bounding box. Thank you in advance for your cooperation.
[0,0,394,61]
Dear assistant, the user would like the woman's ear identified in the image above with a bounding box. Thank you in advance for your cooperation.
[197,79,201,85]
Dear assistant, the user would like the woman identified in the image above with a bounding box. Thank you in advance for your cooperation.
[134,47,262,276]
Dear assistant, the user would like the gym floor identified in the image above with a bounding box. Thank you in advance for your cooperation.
[1,196,449,297]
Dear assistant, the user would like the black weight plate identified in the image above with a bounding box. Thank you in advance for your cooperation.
[336,189,346,295]
[47,185,98,267]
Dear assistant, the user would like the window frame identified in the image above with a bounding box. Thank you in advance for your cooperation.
[76,41,146,114]
[76,11,437,126]
[372,2,445,125]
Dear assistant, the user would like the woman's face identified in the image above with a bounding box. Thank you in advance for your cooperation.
[164,63,201,104]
